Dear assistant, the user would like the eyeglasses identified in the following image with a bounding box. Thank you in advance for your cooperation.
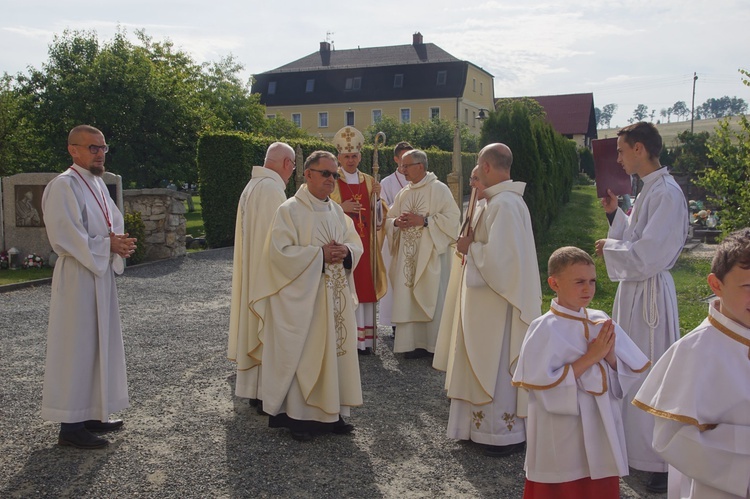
[287,157,297,171]
[402,162,422,168]
[72,144,109,154]
[308,169,340,180]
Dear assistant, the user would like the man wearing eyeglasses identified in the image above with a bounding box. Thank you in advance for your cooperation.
[385,149,460,359]
[41,125,137,449]
[251,151,364,441]
[330,126,387,355]
[228,142,295,410]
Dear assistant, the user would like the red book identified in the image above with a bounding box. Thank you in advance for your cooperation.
[592,137,632,198]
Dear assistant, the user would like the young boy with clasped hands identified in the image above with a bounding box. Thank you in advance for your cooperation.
[513,246,649,498]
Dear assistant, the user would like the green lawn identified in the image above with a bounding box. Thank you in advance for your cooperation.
[185,195,204,237]
[536,185,712,336]
[0,267,54,286]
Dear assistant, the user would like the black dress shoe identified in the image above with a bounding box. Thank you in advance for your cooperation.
[483,441,526,458]
[84,419,124,433]
[646,471,668,493]
[333,417,355,435]
[357,347,372,356]
[404,348,429,359]
[291,431,313,442]
[58,428,109,449]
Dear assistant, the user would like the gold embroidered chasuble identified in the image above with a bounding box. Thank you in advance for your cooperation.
[385,172,460,323]
[250,184,364,418]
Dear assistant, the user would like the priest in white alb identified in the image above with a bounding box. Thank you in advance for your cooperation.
[595,121,688,493]
[378,141,413,333]
[41,125,137,449]
[385,148,460,358]
[444,143,542,457]
[250,151,364,442]
[227,142,295,405]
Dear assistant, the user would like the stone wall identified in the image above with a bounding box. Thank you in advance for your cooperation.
[1,172,123,261]
[123,189,188,262]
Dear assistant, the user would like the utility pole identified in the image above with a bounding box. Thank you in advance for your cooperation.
[691,72,698,133]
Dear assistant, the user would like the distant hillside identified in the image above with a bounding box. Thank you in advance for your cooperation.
[597,114,749,148]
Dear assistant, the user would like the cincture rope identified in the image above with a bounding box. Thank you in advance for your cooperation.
[642,275,659,363]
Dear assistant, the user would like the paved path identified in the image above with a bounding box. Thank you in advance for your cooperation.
[0,249,663,498]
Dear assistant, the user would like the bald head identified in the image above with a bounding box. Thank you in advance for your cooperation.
[476,143,513,187]
[479,143,513,171]
[263,142,295,184]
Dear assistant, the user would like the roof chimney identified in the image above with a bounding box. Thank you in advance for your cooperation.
[413,32,423,46]
[319,41,331,66]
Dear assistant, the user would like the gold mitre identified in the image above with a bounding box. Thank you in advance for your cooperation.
[333,126,365,154]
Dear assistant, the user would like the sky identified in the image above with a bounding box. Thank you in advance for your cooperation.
[2,0,748,128]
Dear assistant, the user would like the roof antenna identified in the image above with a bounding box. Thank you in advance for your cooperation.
[326,31,335,51]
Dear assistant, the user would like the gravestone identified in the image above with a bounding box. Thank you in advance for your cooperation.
[1,172,123,264]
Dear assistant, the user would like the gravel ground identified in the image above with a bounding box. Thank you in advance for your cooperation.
[1,248,665,498]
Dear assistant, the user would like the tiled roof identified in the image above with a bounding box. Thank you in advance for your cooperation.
[262,43,461,74]
[525,93,596,136]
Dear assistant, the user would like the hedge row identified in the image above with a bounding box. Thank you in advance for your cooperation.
[197,132,479,248]
[480,101,579,240]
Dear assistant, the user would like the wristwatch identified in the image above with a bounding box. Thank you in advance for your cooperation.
[423,217,429,227]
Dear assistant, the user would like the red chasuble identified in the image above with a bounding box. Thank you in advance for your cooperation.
[337,178,377,303]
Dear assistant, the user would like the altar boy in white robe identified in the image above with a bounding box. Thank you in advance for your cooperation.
[514,246,649,498]
[595,121,688,493]
[634,228,750,499]
[42,125,137,449]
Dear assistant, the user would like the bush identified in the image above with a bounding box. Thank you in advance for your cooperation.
[578,147,595,179]
[480,101,578,241]
[124,211,146,265]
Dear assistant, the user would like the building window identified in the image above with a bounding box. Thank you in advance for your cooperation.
[372,109,382,124]
[472,111,476,128]
[473,78,476,92]
[437,70,447,86]
[480,82,483,95]
[266,114,276,119]
[464,108,469,124]
[345,77,362,91]
[319,112,329,128]
[292,113,301,128]
[268,81,276,95]
[393,74,404,88]
[400,108,411,124]
[305,79,315,93]
[345,110,355,126]
[430,107,440,120]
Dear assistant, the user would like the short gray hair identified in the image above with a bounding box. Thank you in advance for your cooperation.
[403,149,428,170]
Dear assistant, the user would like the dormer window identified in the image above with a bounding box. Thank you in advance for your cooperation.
[394,74,404,88]
[345,77,362,91]
[305,79,315,93]
[436,71,447,86]
[268,81,277,95]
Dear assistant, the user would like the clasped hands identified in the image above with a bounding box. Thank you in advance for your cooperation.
[341,180,381,215]
[394,212,424,229]
[322,241,349,264]
[110,233,137,258]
